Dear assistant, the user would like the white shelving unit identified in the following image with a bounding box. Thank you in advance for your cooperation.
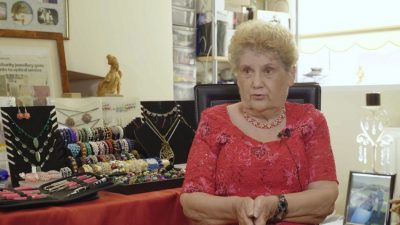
[196,0,298,84]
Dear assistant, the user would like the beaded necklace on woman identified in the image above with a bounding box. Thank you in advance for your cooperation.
[242,106,286,129]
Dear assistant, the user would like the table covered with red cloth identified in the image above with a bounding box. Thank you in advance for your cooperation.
[0,188,191,225]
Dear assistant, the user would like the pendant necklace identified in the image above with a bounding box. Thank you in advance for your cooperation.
[242,106,286,129]
[142,113,180,164]
[0,108,56,148]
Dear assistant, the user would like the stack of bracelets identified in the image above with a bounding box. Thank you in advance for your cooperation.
[59,126,135,175]
[58,126,185,184]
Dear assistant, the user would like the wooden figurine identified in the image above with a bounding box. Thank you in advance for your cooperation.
[97,54,123,96]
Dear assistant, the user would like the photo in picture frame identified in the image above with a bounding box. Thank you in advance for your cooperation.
[0,29,69,106]
[343,171,396,225]
[0,0,69,39]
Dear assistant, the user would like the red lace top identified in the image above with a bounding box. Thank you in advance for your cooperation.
[182,102,337,224]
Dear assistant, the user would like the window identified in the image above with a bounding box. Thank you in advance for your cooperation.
[297,0,400,86]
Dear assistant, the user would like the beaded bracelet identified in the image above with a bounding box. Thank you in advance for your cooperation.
[67,143,81,157]
[68,128,77,143]
[105,140,114,154]
[89,141,99,155]
[68,156,78,174]
[113,140,121,154]
[83,127,93,142]
[116,126,124,139]
[60,167,72,178]
[72,128,79,142]
[105,127,112,140]
[84,142,93,155]
[78,142,87,157]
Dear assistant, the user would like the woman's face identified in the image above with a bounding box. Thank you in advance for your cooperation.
[236,49,295,112]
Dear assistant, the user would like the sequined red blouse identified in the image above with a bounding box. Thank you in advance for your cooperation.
[182,102,337,223]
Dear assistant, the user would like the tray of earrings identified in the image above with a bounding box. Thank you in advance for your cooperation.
[0,173,114,210]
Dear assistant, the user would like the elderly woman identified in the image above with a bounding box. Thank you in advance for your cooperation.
[180,20,338,225]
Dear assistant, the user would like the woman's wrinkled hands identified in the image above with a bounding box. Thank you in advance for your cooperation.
[253,195,279,225]
[233,197,255,225]
[232,196,279,225]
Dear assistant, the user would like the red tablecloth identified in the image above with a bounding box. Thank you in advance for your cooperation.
[0,188,191,225]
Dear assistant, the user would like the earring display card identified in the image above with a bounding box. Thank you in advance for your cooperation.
[0,173,114,210]
[101,97,141,128]
[47,97,103,129]
[0,106,66,187]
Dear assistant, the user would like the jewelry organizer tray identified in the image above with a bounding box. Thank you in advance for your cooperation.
[0,173,114,210]
[106,177,183,195]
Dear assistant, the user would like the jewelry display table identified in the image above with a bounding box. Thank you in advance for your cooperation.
[0,188,190,225]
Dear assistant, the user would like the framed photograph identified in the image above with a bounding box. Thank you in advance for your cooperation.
[0,29,69,106]
[0,0,69,39]
[343,171,396,225]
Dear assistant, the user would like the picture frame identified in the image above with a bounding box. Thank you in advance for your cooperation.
[0,29,70,106]
[343,171,396,225]
[0,0,69,39]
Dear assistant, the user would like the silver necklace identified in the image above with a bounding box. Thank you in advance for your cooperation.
[3,123,57,163]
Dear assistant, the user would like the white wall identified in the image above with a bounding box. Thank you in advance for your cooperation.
[64,0,174,101]
[62,0,400,216]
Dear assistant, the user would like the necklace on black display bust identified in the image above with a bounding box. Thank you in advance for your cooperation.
[1,108,56,148]
[142,112,180,164]
[0,108,57,172]
[242,106,286,129]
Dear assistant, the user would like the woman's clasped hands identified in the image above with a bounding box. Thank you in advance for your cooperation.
[234,195,280,225]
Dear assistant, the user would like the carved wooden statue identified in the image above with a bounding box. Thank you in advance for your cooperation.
[97,54,123,96]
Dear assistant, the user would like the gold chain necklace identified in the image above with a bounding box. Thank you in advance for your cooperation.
[242,107,286,129]
[142,114,180,164]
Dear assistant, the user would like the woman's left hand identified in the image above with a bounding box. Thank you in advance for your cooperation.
[253,195,279,225]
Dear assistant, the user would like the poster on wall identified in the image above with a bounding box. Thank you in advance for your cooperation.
[0,46,51,106]
[0,0,69,39]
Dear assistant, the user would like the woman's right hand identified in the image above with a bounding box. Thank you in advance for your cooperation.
[233,197,255,225]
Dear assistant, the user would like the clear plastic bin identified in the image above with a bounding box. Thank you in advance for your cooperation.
[174,83,195,100]
[173,26,195,47]
[172,6,195,27]
[173,47,196,65]
[174,64,196,83]
[172,0,195,9]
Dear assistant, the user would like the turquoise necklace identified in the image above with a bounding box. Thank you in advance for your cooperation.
[1,108,56,149]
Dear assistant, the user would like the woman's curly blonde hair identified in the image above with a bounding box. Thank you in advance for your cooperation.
[228,20,298,72]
